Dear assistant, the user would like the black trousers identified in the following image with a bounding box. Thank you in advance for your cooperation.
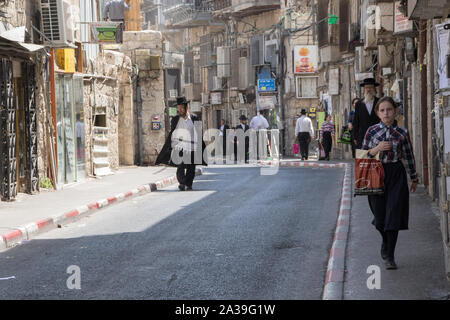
[298,132,311,160]
[177,163,196,187]
[322,131,332,160]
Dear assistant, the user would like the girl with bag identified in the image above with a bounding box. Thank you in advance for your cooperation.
[320,114,335,161]
[361,97,419,270]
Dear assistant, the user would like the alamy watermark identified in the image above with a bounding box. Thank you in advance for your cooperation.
[66,265,81,290]
[170,122,280,175]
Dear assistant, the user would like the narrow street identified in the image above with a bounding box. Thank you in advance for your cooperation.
[0,165,343,299]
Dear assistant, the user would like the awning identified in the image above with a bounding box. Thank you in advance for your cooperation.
[0,26,45,59]
[409,0,450,19]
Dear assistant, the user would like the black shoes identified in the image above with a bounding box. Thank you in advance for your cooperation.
[186,186,193,190]
[178,184,186,191]
[385,258,397,270]
[381,242,388,260]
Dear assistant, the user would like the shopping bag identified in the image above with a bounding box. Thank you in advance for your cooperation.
[318,141,326,160]
[354,149,384,196]
[293,143,300,154]
[338,127,352,144]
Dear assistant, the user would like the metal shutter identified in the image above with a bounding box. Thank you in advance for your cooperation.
[317,0,329,47]
[339,0,349,52]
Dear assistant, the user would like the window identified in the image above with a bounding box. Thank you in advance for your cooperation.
[296,77,318,98]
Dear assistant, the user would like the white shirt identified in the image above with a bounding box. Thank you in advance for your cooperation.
[365,99,374,115]
[219,125,224,136]
[295,115,314,137]
[172,114,197,152]
[250,114,269,131]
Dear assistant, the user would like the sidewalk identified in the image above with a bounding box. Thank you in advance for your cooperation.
[344,185,450,299]
[0,166,180,249]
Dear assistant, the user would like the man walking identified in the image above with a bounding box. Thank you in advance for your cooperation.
[250,111,270,160]
[353,78,380,149]
[234,115,250,163]
[155,97,206,191]
[103,0,130,43]
[295,109,315,160]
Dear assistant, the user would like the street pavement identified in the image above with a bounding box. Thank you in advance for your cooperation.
[0,166,177,234]
[0,164,344,299]
[344,185,450,299]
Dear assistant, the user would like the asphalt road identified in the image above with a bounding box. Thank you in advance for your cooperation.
[0,164,344,299]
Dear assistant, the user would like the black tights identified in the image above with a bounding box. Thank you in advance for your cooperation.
[378,228,399,259]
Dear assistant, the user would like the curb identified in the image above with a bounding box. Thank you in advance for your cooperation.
[323,163,352,300]
[258,159,353,300]
[0,168,203,250]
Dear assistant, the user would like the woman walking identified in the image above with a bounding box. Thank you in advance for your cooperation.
[320,114,335,161]
[361,97,418,269]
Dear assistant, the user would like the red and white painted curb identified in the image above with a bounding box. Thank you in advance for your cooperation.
[259,159,352,300]
[0,168,202,250]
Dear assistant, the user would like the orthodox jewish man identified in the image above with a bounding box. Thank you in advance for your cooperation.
[353,78,381,149]
[155,97,207,191]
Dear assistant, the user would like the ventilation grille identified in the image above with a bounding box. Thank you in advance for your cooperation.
[40,0,65,43]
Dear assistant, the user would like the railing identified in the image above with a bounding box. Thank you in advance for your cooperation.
[210,0,232,10]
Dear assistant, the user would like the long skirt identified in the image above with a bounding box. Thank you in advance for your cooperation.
[322,131,332,156]
[368,162,409,231]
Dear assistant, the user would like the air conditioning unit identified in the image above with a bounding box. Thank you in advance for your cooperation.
[40,0,73,45]
[364,17,377,50]
[213,76,224,91]
[217,46,231,78]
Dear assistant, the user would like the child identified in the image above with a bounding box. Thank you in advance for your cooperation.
[361,96,419,269]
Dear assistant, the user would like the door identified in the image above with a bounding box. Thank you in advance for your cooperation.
[56,74,80,186]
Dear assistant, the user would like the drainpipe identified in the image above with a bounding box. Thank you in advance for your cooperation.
[136,76,143,166]
[419,20,429,186]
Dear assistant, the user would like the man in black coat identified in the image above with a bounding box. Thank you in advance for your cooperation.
[219,119,230,158]
[353,78,381,149]
[155,97,207,191]
[234,115,250,163]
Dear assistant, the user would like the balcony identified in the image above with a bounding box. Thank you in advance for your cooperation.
[210,0,232,13]
[232,0,280,17]
[163,0,213,29]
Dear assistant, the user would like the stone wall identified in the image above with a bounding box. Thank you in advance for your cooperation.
[83,50,132,174]
[121,30,165,165]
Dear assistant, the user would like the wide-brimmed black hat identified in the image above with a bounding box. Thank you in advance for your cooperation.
[239,115,247,121]
[360,78,379,87]
[176,96,189,106]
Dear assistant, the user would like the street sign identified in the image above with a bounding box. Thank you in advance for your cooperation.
[258,79,276,92]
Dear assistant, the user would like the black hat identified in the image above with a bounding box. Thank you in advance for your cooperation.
[360,78,379,87]
[176,96,189,105]
[301,109,306,115]
[239,115,247,121]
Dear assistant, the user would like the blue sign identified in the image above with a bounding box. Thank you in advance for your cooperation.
[258,79,276,92]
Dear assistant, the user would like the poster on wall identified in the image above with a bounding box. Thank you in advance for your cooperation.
[394,1,413,34]
[294,45,318,74]
[435,23,450,90]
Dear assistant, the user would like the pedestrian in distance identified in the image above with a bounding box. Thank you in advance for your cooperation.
[219,119,230,158]
[234,115,250,163]
[348,98,360,158]
[250,111,270,160]
[361,96,419,270]
[155,97,207,191]
[353,78,380,149]
[320,114,335,161]
[295,109,315,160]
